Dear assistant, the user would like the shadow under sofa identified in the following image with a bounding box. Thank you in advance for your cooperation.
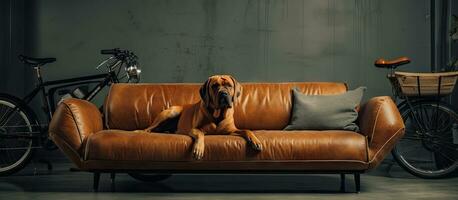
[49,82,405,192]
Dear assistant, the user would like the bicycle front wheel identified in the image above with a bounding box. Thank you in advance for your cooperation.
[0,93,38,176]
[392,100,458,178]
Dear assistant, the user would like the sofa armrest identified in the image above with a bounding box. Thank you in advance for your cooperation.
[49,98,103,160]
[358,96,405,169]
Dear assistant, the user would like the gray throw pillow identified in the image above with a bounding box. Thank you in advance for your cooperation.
[284,87,366,132]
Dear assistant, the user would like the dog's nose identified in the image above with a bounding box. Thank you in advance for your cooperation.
[219,92,228,102]
[219,92,231,107]
[220,92,228,98]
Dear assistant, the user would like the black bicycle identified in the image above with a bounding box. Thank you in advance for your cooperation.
[375,57,458,178]
[0,48,141,176]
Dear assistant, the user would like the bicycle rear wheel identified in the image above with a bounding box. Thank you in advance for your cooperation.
[0,93,39,176]
[392,100,458,178]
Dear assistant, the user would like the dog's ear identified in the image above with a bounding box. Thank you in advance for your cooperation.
[199,78,211,106]
[229,75,242,102]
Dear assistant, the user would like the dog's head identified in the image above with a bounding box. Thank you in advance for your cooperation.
[199,75,241,110]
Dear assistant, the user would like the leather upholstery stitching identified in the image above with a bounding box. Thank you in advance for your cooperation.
[369,100,385,145]
[104,85,113,129]
[365,136,369,162]
[62,101,84,144]
[369,127,404,163]
[84,135,92,161]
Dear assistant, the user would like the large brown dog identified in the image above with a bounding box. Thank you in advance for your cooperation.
[144,75,263,160]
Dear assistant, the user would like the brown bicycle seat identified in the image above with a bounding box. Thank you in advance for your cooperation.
[374,57,411,69]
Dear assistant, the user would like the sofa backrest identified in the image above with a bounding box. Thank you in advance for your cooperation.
[104,82,347,130]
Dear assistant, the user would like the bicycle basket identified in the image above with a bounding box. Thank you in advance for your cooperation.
[394,71,458,97]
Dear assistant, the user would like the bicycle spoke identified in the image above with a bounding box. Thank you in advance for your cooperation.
[430,105,437,131]
[435,150,456,163]
[1,111,19,127]
[435,144,456,151]
[430,151,436,171]
[421,105,433,131]
[425,106,434,130]
[428,106,440,132]
[440,144,457,151]
[0,105,5,119]
[409,111,426,132]
[5,118,25,133]
[435,135,455,140]
[4,148,15,166]
[437,111,449,127]
[0,105,11,120]
[0,106,13,126]
[434,112,452,133]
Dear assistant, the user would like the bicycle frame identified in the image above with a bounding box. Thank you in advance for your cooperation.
[0,56,127,142]
[22,71,118,122]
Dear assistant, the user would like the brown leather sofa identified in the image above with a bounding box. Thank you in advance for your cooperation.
[49,82,405,192]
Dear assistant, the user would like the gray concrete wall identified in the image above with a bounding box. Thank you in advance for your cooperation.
[0,0,25,97]
[1,0,454,164]
[22,0,431,101]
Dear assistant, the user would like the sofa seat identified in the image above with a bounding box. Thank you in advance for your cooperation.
[84,130,368,163]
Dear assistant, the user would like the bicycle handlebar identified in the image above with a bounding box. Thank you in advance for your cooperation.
[101,48,129,57]
[100,48,137,63]
[100,49,118,55]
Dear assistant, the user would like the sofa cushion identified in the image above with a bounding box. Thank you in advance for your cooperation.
[285,87,365,132]
[104,82,348,130]
[84,130,368,163]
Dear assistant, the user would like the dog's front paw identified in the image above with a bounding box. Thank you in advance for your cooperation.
[247,135,263,151]
[250,139,263,151]
[192,142,204,160]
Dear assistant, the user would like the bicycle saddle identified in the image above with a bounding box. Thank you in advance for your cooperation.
[374,57,410,69]
[18,55,56,66]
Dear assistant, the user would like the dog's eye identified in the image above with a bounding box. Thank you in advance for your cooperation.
[212,84,218,89]
[224,83,232,88]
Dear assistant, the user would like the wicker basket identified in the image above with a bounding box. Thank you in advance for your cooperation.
[393,71,458,97]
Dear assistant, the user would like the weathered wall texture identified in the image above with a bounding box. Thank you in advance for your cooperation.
[22,0,431,100]
[0,0,25,96]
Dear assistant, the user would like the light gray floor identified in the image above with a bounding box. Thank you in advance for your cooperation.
[0,161,457,200]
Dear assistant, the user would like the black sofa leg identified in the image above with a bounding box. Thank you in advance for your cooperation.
[354,173,361,193]
[110,173,116,192]
[93,172,101,192]
[340,174,346,192]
